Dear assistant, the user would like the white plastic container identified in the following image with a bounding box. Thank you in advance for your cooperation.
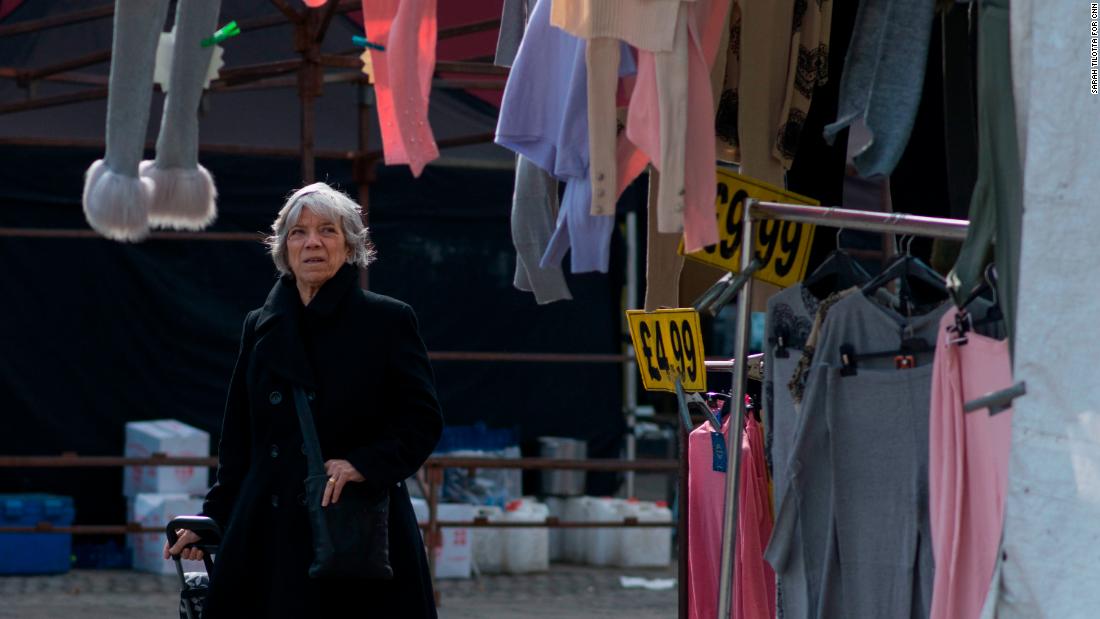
[584,497,623,566]
[471,505,504,574]
[562,496,592,564]
[501,500,550,574]
[619,500,673,567]
[543,496,566,562]
[123,420,209,497]
[614,498,644,567]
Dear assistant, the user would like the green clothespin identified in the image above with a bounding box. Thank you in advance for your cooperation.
[201,21,240,48]
[352,35,385,51]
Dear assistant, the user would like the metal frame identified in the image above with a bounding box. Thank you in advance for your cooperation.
[714,199,972,617]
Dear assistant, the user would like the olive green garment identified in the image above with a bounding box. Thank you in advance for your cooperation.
[947,0,1022,352]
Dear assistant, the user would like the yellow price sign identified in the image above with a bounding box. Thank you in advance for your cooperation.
[682,168,818,288]
[626,309,707,393]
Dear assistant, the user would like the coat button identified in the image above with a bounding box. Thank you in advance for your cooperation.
[271,495,280,508]
[297,493,307,506]
[270,444,279,458]
[300,443,307,455]
[307,391,316,402]
[269,391,282,405]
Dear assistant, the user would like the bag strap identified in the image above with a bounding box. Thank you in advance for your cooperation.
[292,386,327,478]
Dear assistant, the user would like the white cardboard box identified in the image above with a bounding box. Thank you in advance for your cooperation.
[123,420,210,497]
[130,493,205,575]
[410,499,475,579]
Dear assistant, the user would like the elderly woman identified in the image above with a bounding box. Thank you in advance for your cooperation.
[165,182,443,618]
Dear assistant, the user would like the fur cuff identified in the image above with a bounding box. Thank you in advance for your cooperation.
[82,159,152,242]
[141,161,218,230]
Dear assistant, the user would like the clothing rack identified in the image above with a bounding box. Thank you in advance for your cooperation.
[964,381,1026,415]
[714,199,973,618]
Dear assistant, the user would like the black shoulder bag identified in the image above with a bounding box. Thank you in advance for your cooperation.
[292,386,394,580]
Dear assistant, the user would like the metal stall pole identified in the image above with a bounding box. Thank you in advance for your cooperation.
[715,199,758,617]
[355,82,375,291]
[426,464,442,607]
[673,377,693,619]
[624,210,640,498]
[750,202,970,240]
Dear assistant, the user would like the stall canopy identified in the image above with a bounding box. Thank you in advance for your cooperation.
[0,0,633,525]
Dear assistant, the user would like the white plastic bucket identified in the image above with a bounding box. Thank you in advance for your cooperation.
[501,500,550,574]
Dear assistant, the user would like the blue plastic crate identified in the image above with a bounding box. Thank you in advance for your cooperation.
[0,494,75,574]
[435,422,518,454]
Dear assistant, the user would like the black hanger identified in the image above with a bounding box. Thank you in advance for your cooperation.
[948,264,1004,345]
[861,235,948,315]
[803,229,873,299]
[771,324,793,359]
[839,336,936,376]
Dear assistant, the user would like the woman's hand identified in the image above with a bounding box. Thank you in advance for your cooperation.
[322,459,365,506]
[163,529,204,561]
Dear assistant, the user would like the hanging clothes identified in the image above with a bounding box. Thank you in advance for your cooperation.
[619,0,730,253]
[497,0,572,304]
[821,0,935,177]
[511,156,572,304]
[768,293,947,619]
[495,0,635,274]
[361,0,439,177]
[773,0,833,168]
[550,0,681,216]
[946,0,1023,350]
[494,0,538,68]
[929,307,1013,619]
[737,0,833,184]
[762,283,819,501]
[714,4,740,161]
[687,414,775,619]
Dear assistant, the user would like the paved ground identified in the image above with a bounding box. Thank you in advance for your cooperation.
[0,564,678,618]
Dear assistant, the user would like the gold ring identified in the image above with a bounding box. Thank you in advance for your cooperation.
[327,477,336,484]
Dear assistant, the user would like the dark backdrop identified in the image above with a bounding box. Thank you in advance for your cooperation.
[0,145,629,525]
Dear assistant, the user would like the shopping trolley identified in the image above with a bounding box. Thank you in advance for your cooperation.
[165,516,221,619]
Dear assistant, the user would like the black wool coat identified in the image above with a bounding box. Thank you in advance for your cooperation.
[200,264,443,618]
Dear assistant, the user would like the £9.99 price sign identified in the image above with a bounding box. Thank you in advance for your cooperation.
[682,168,818,288]
[626,309,707,392]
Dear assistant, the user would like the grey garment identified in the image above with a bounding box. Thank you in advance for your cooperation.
[495,0,538,67]
[154,0,221,171]
[143,0,221,229]
[947,0,1021,353]
[761,284,818,619]
[512,155,573,304]
[102,0,171,177]
[822,0,936,177]
[822,367,936,619]
[763,284,818,506]
[767,293,946,619]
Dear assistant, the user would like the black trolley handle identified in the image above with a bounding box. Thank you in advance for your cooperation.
[166,517,221,579]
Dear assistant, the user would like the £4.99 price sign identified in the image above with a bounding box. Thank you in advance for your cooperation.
[626,309,707,392]
[681,168,818,288]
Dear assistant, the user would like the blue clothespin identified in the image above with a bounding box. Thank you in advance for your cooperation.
[352,35,385,51]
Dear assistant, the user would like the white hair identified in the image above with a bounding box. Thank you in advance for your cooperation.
[265,182,377,277]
